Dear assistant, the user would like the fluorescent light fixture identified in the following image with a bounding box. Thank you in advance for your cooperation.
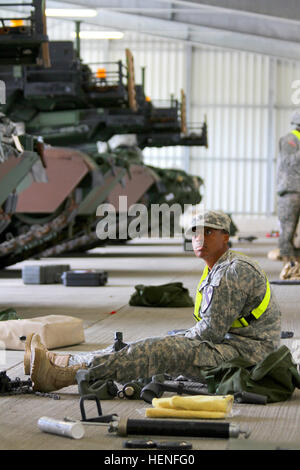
[45,8,98,18]
[71,31,124,40]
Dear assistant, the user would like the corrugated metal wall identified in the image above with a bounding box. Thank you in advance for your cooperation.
[38,20,300,215]
[190,49,271,215]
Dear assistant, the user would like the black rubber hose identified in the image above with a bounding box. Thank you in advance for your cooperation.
[124,419,230,438]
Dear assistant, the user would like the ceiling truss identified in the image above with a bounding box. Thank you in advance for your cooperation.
[41,0,300,61]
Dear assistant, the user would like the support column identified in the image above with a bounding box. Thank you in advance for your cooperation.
[183,44,193,173]
[266,57,277,216]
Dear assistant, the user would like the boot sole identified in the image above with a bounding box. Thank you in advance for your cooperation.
[24,333,34,375]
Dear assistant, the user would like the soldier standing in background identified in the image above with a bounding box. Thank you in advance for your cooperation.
[276,111,300,278]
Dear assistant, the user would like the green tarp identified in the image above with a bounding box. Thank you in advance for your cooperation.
[202,345,300,403]
[129,282,194,308]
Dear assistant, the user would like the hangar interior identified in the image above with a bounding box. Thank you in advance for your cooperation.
[0,0,300,451]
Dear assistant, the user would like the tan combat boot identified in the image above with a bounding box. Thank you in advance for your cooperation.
[279,257,300,280]
[30,346,86,392]
[24,333,71,375]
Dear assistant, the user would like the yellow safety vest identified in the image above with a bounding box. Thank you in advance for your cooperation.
[193,265,271,328]
[292,129,300,140]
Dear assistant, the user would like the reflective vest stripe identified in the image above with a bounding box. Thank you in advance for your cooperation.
[193,265,208,321]
[291,129,300,140]
[193,267,271,327]
[250,278,271,319]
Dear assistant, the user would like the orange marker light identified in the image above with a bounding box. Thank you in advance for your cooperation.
[96,68,107,79]
[10,19,24,27]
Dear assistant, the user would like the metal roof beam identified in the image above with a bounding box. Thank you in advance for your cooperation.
[43,1,300,60]
[157,0,300,22]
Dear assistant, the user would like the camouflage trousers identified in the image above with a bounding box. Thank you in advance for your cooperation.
[277,192,300,258]
[69,335,239,384]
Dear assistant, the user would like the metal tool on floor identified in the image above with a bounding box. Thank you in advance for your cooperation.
[113,331,127,352]
[77,371,119,400]
[0,370,32,395]
[109,417,251,439]
[141,378,207,403]
[271,280,300,285]
[38,416,85,439]
[123,438,193,449]
[233,391,267,404]
[140,378,268,405]
[118,379,147,399]
[0,370,60,399]
[79,394,118,424]
[75,394,251,440]
[118,382,141,399]
[280,331,294,338]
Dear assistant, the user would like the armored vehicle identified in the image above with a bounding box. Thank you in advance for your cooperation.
[0,41,207,153]
[0,7,206,267]
[0,0,48,241]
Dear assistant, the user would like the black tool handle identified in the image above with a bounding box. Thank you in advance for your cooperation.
[280,331,294,338]
[234,391,268,405]
[157,441,193,450]
[113,331,128,352]
[123,439,192,449]
[124,419,230,438]
[124,439,157,449]
[80,394,102,421]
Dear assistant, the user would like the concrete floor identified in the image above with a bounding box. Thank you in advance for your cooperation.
[0,236,300,452]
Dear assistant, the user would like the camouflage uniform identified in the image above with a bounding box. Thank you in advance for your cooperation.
[70,249,281,384]
[185,249,281,364]
[276,131,300,258]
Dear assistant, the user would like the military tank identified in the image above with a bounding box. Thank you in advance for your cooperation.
[0,135,203,266]
[0,113,47,236]
[0,41,207,151]
[0,9,206,268]
[0,0,49,241]
[0,0,50,67]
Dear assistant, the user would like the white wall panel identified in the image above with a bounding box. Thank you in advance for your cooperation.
[189,47,279,215]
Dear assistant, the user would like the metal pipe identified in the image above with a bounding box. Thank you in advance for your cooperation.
[109,417,250,439]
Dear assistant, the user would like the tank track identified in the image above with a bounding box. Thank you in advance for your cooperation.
[0,197,78,268]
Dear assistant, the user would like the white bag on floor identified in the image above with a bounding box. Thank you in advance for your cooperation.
[0,315,85,350]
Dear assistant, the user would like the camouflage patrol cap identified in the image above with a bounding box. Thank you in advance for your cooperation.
[185,210,231,238]
[291,110,300,127]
